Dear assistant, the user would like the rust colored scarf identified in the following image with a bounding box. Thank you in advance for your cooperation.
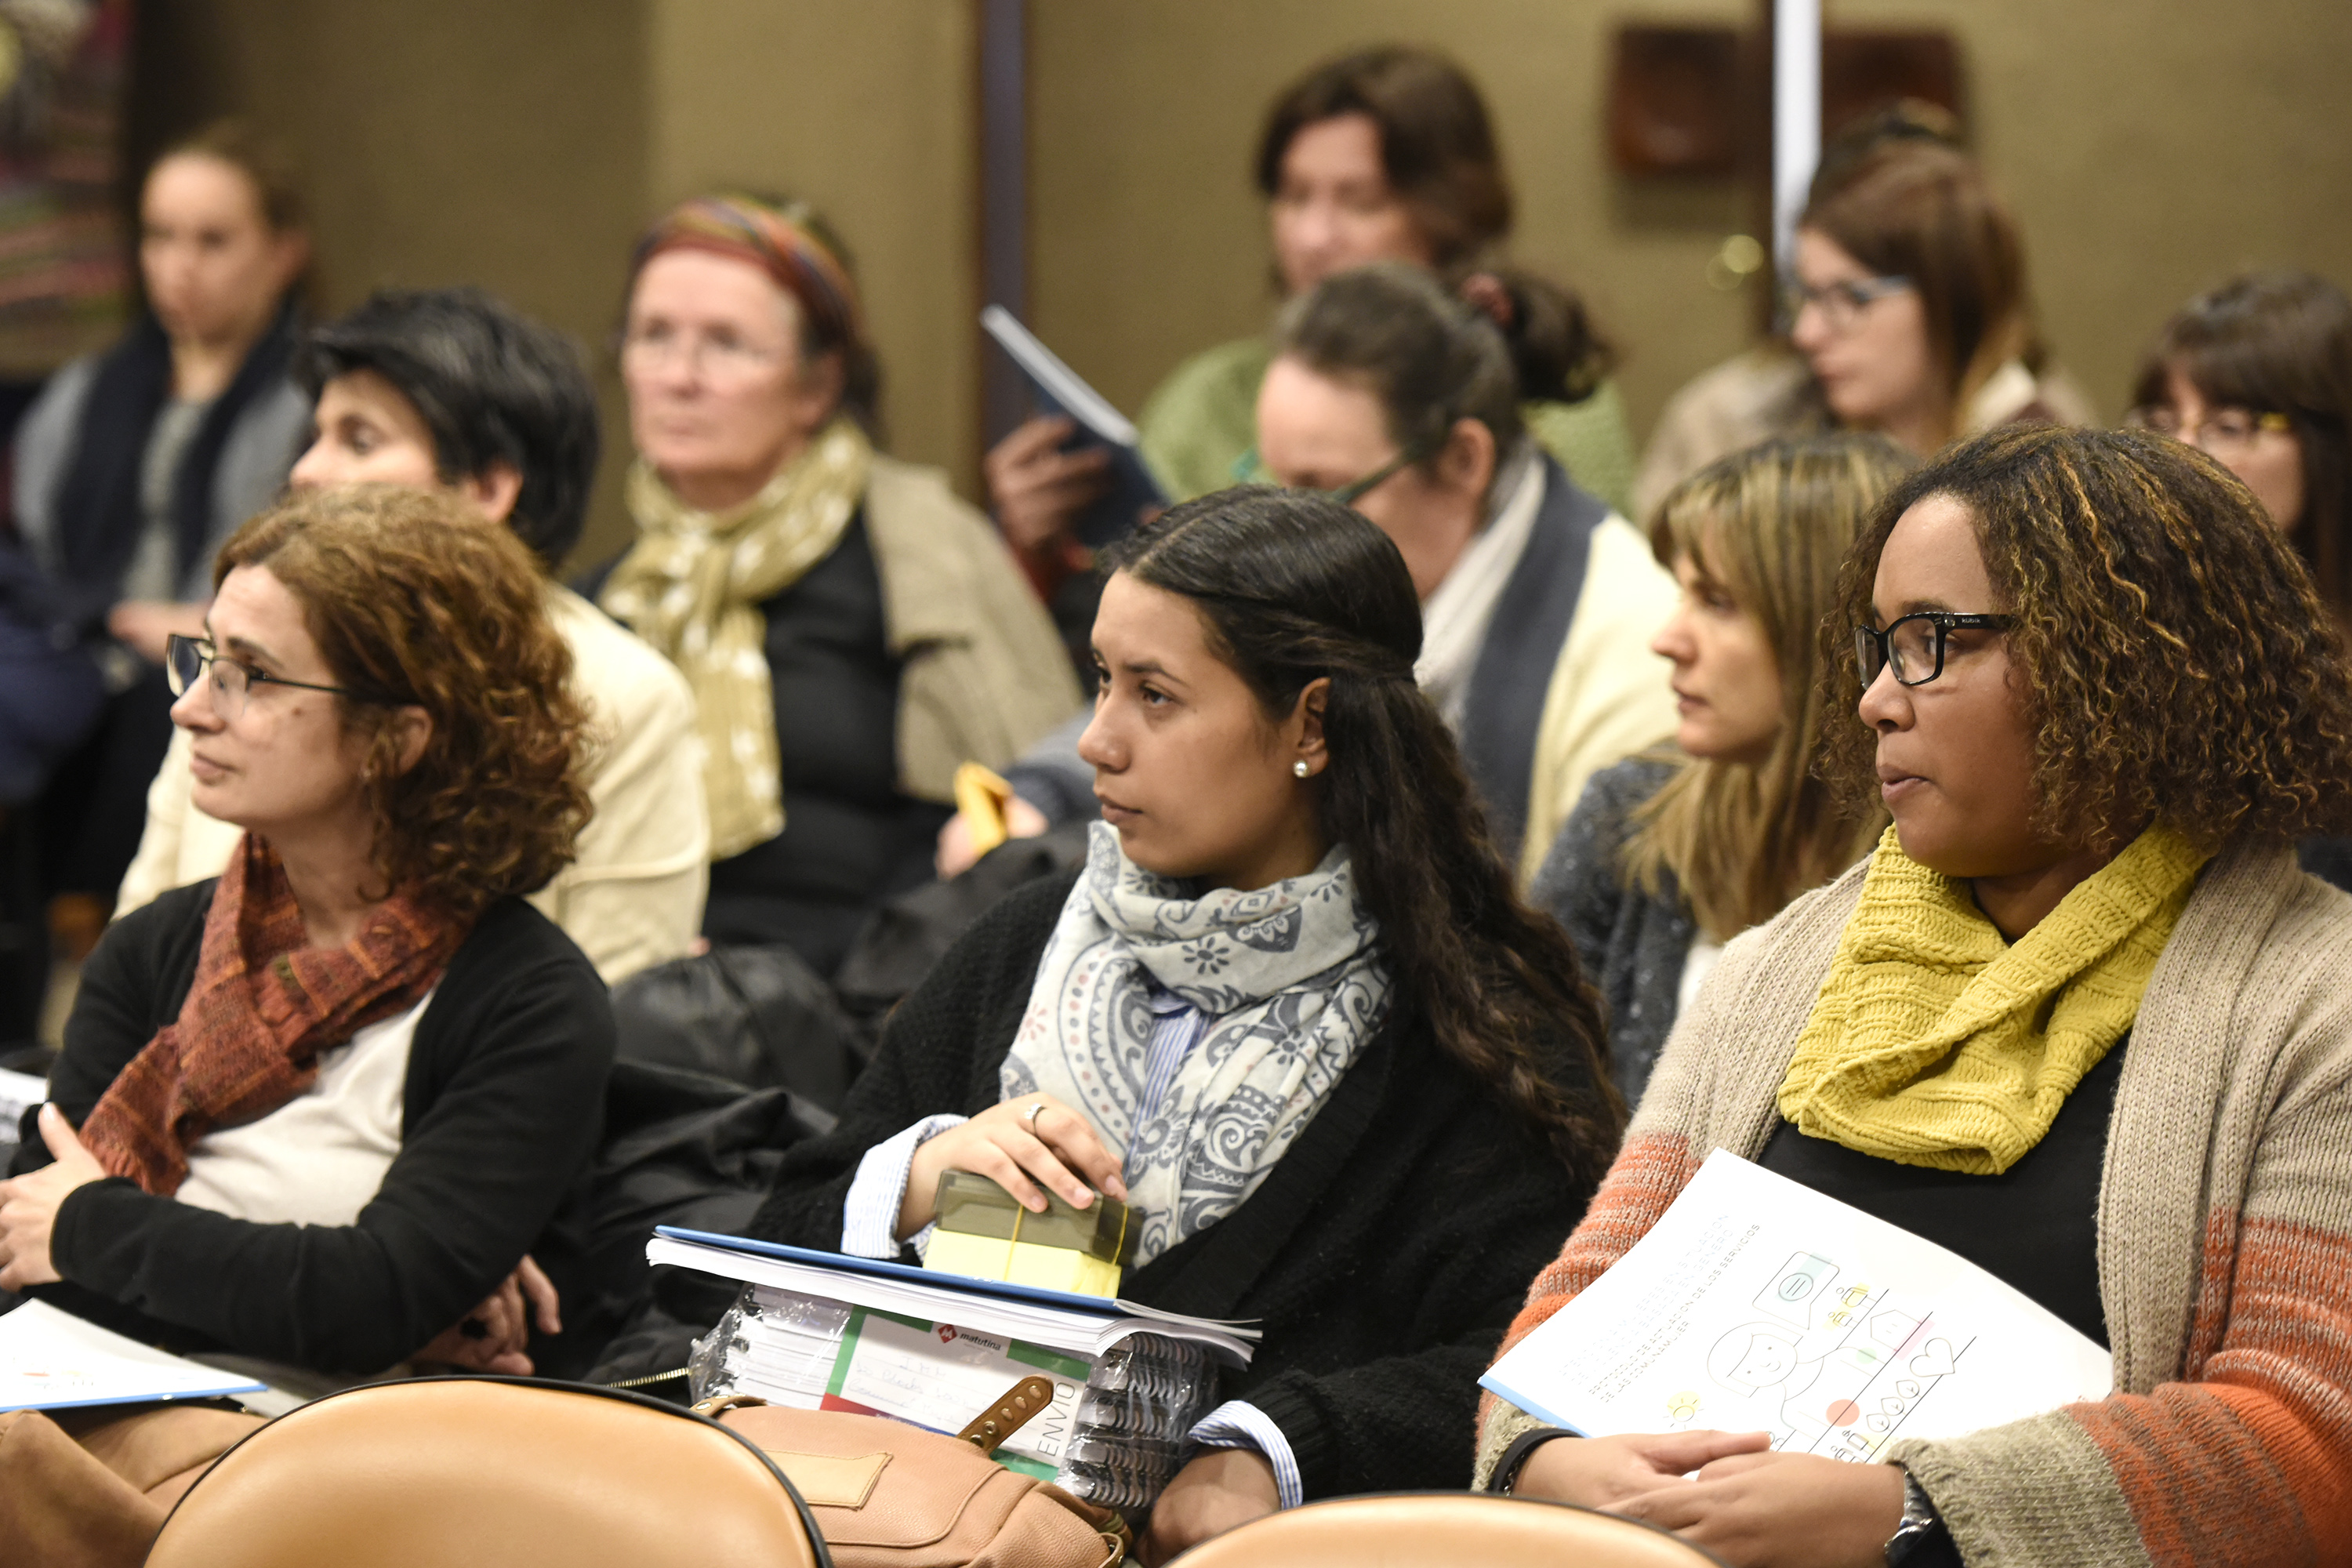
[80,836,470,1196]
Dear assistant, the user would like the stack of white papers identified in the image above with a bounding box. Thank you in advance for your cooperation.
[661,1232,1257,1480]
[1481,1151,2112,1457]
[0,1301,266,1411]
[648,1228,1258,1365]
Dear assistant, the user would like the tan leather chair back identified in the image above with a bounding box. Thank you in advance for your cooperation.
[146,1377,829,1568]
[1168,1492,1725,1567]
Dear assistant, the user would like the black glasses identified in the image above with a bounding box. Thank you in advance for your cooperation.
[1785,274,1914,333]
[1853,612,2014,688]
[1230,433,1443,506]
[165,633,367,720]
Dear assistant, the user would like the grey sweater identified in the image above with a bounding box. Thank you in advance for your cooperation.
[1531,757,1691,1107]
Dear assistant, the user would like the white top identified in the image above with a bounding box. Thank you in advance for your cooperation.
[114,583,711,985]
[1677,937,1725,1022]
[1416,448,1545,732]
[175,989,432,1228]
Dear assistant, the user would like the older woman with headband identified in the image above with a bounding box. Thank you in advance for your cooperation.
[1480,426,2352,1568]
[591,194,1076,975]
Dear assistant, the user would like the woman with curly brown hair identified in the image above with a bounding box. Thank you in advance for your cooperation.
[1479,426,2352,1568]
[0,488,614,1406]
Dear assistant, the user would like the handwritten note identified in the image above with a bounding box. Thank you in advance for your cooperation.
[1481,1151,2112,1457]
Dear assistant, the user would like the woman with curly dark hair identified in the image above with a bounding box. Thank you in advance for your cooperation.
[0,488,614,1414]
[727,487,1620,1563]
[1480,426,2352,1568]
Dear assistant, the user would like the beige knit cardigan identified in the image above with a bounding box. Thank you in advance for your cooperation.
[1475,838,2352,1566]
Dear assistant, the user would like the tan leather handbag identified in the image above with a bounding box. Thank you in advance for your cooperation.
[699,1384,1130,1568]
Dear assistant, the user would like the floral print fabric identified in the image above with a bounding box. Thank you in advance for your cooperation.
[1002,823,1391,1263]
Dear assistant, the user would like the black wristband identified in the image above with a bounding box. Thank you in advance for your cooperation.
[1885,1468,1959,1566]
[1487,1426,1574,1494]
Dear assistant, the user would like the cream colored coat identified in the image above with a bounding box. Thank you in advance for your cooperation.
[859,455,1082,804]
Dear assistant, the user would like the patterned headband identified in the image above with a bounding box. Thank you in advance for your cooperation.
[632,194,866,350]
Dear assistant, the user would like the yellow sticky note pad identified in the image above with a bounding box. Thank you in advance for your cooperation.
[924,1231,1124,1298]
[923,1170,1131,1298]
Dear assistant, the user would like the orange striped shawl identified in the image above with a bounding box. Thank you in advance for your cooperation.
[1476,840,2352,1568]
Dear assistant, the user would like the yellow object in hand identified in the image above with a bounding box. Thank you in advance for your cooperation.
[952,761,1016,861]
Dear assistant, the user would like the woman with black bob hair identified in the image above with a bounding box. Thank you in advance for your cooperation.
[734,487,1621,1562]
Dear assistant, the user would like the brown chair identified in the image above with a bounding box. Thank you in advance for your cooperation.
[1168,1491,1726,1567]
[144,1377,829,1568]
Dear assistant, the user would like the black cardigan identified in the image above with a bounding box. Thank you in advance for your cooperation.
[744,869,1601,1499]
[10,880,614,1376]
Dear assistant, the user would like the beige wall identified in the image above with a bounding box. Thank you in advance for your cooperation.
[139,0,2352,550]
[151,0,651,568]
[137,0,978,570]
[1029,0,2352,452]
[644,0,979,510]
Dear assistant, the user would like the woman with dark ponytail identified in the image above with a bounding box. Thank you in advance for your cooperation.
[735,487,1620,1561]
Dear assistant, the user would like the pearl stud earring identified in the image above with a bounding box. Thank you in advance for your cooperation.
[1294,760,1312,778]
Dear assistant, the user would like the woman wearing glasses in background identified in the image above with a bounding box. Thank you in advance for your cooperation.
[1635,118,2095,522]
[0,490,615,1549]
[2125,270,2352,891]
[958,263,1677,887]
[1478,425,2352,1568]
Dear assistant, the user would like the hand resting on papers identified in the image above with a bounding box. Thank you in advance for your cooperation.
[1515,1429,1907,1568]
[898,1092,1128,1241]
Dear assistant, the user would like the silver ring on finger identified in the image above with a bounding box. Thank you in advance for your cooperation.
[1025,1101,1047,1128]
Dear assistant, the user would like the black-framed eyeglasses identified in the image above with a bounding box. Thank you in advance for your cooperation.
[1853,612,2015,688]
[1229,432,1443,506]
[165,633,371,720]
[2123,404,2293,454]
[1785,274,1914,333]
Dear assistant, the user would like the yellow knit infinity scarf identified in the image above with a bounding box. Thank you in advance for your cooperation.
[1775,824,2209,1174]
[600,419,872,859]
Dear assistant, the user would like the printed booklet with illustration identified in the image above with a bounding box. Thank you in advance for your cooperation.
[1480,1150,2112,1459]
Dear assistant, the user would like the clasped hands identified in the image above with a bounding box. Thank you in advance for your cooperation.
[1515,1428,1907,1568]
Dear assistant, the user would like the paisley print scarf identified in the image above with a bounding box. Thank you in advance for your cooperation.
[1002,823,1391,1264]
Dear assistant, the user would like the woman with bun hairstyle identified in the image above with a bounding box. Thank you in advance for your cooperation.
[973,263,1678,888]
[1481,426,2352,1568]
[735,487,1621,1563]
[985,45,1636,630]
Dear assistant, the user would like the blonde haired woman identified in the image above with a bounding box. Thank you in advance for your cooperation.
[1534,434,1908,1102]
